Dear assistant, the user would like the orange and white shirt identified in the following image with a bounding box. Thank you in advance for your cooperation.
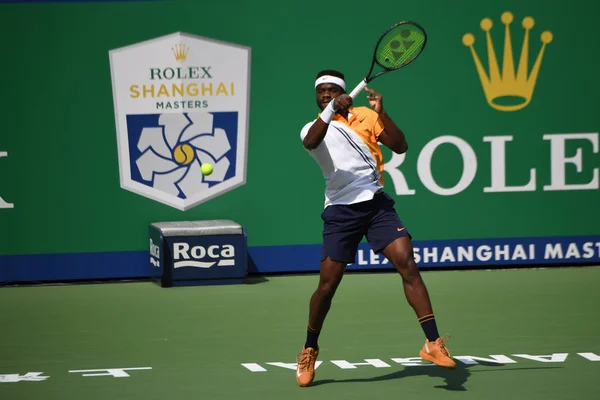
[300,106,385,208]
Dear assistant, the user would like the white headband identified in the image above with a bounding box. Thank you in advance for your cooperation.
[314,75,346,90]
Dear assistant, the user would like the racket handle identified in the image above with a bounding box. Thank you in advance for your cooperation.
[349,79,368,99]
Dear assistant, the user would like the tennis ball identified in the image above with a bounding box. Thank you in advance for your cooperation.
[201,163,213,176]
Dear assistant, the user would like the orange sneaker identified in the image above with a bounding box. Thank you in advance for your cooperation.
[419,334,456,369]
[296,346,319,387]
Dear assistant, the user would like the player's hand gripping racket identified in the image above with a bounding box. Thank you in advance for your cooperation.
[349,21,427,99]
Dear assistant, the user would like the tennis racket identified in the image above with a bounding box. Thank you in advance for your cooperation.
[348,21,427,99]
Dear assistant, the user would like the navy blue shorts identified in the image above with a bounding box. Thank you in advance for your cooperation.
[320,191,411,263]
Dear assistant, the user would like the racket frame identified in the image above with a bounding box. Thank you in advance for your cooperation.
[349,21,427,99]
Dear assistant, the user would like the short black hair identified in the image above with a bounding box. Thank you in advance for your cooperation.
[316,70,345,80]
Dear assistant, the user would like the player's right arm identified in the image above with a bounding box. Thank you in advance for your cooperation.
[302,118,329,150]
[302,95,352,150]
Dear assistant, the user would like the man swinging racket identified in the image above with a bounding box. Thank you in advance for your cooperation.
[296,69,456,387]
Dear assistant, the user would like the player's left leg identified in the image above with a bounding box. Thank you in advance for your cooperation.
[366,192,456,369]
[380,236,455,368]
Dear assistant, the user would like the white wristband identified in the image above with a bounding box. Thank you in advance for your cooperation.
[319,99,336,124]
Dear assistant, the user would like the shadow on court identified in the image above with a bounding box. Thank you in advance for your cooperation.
[242,275,270,285]
[310,361,562,391]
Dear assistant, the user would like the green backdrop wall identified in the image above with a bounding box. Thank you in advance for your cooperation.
[1,0,599,282]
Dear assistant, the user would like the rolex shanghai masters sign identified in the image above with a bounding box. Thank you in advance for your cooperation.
[109,32,251,210]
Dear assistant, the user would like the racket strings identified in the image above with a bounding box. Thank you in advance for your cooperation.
[375,25,426,69]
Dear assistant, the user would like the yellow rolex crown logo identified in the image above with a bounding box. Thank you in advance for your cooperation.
[462,11,553,112]
[172,44,189,63]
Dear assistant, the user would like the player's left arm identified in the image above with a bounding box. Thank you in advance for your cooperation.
[365,87,408,154]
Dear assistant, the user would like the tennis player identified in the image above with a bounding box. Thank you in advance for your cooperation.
[295,70,455,387]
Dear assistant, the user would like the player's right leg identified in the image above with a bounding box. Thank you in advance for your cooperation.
[296,203,364,387]
[296,257,346,387]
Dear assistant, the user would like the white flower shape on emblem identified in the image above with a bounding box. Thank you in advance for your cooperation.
[135,113,231,199]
